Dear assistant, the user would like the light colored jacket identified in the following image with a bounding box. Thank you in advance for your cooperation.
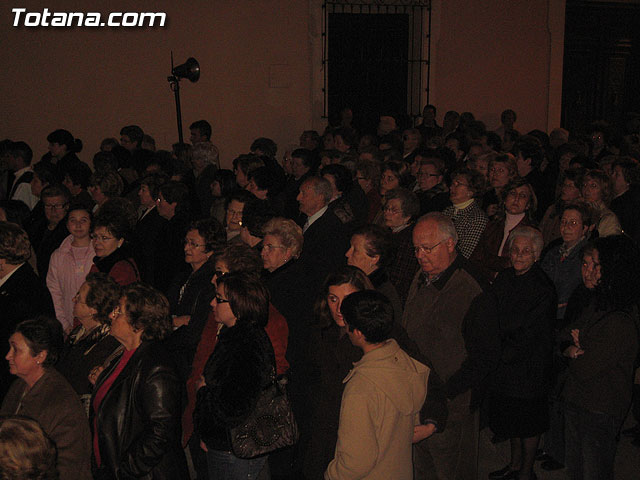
[325,339,429,480]
[46,234,95,333]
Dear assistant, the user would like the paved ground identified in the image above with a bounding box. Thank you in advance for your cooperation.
[478,412,640,480]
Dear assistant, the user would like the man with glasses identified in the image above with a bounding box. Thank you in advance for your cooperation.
[35,184,71,278]
[403,212,498,480]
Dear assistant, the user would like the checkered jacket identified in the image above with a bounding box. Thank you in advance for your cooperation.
[443,201,488,259]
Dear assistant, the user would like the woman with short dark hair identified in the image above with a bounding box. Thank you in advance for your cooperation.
[195,272,275,479]
[345,224,403,322]
[91,283,188,479]
[1,316,92,479]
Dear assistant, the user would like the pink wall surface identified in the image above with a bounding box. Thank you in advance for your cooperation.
[429,0,564,134]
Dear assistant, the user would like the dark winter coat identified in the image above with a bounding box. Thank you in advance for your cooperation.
[194,320,275,452]
[489,264,556,398]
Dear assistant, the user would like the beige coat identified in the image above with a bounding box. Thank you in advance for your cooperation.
[325,339,429,480]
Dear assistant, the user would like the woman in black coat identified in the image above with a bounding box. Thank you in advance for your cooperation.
[165,218,225,380]
[194,272,275,479]
[91,283,187,480]
[488,226,556,480]
[559,235,640,480]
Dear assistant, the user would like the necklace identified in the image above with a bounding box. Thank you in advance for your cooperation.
[70,244,93,274]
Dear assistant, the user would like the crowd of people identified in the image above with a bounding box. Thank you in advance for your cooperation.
[0,108,639,480]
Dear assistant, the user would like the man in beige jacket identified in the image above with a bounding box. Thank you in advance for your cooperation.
[325,290,430,480]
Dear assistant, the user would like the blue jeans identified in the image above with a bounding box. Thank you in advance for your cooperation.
[564,403,622,480]
[206,449,267,480]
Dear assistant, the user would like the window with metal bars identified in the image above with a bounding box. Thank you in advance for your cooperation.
[322,0,432,129]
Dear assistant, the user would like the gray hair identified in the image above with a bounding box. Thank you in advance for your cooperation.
[303,176,333,206]
[416,212,458,245]
[506,225,544,260]
[192,141,220,168]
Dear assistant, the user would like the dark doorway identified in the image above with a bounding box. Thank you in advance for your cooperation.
[327,13,409,133]
[562,1,640,134]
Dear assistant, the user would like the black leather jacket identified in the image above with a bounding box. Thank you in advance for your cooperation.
[91,341,188,479]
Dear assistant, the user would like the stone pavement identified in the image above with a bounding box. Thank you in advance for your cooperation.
[478,412,640,480]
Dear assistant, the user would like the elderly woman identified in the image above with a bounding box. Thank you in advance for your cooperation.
[133,173,168,285]
[471,178,537,279]
[482,153,518,218]
[581,169,621,237]
[154,180,192,294]
[488,226,556,480]
[46,203,95,334]
[168,218,224,329]
[191,141,220,215]
[541,201,593,322]
[91,283,188,479]
[415,156,451,215]
[90,207,140,286]
[539,168,585,246]
[88,168,124,213]
[261,217,315,477]
[383,187,421,304]
[559,235,640,480]
[56,273,122,405]
[194,272,275,479]
[0,415,58,480]
[442,167,489,259]
[1,316,92,479]
[166,218,225,380]
[0,222,54,400]
[345,224,403,322]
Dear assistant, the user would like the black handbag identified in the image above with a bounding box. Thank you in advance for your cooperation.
[229,372,299,459]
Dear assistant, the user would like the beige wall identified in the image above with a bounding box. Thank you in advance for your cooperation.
[428,0,565,134]
[0,0,313,168]
[1,0,564,169]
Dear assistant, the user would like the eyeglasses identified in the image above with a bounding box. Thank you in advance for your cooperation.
[383,207,402,214]
[262,243,286,252]
[214,270,228,278]
[414,241,443,255]
[184,239,206,249]
[214,295,229,304]
[91,234,115,242]
[560,219,581,227]
[451,180,470,188]
[44,203,68,211]
[73,292,87,305]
